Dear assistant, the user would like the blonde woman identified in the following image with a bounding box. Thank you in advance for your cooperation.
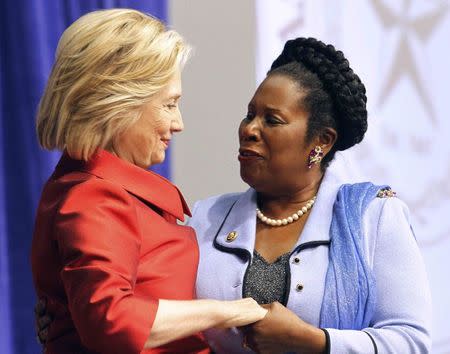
[31,9,266,354]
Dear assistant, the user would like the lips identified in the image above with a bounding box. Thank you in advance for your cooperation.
[238,148,264,162]
[161,139,171,149]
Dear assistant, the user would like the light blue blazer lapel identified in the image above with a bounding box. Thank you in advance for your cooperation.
[213,188,257,259]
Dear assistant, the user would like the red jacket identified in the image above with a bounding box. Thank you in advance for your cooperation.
[31,150,209,354]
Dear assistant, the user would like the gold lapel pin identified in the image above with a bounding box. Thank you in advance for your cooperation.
[226,231,238,242]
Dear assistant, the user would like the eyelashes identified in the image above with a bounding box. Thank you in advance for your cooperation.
[243,113,283,125]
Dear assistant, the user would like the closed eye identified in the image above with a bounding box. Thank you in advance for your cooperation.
[265,115,284,125]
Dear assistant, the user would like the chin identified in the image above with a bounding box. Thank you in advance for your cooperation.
[150,152,166,166]
[240,165,273,194]
[240,166,258,188]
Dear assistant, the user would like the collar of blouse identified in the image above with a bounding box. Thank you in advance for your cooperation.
[53,149,191,221]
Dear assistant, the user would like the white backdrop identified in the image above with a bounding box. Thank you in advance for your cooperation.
[255,0,450,352]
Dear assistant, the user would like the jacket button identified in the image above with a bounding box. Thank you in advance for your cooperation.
[226,231,238,242]
[293,257,300,264]
[296,283,304,292]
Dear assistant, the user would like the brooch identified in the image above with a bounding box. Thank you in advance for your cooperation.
[377,187,397,198]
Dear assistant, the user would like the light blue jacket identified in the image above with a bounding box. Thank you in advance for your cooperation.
[189,169,431,353]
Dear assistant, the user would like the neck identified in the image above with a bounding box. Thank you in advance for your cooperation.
[257,175,322,218]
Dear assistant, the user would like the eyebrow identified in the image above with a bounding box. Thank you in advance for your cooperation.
[168,94,181,100]
[265,106,284,114]
[248,103,284,114]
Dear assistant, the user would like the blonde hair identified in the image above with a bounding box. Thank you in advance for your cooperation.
[36,8,191,160]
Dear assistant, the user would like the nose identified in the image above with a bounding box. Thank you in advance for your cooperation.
[171,111,184,133]
[239,117,260,142]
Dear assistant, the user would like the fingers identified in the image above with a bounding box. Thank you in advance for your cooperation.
[241,334,250,350]
[259,306,269,319]
[37,327,48,345]
[38,315,52,330]
[238,324,252,332]
[34,298,50,345]
[242,332,259,353]
[34,298,47,316]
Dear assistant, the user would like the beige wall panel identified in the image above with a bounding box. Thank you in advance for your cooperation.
[169,0,256,206]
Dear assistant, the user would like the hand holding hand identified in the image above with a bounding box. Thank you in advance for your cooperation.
[242,302,325,354]
[218,298,268,329]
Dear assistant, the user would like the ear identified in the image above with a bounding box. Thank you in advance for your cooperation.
[317,127,337,155]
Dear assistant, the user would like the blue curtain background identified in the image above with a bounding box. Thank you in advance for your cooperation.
[0,1,168,353]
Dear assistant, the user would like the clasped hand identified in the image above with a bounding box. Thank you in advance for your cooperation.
[240,302,326,354]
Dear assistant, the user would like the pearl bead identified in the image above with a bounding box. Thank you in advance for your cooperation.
[282,219,288,225]
[287,216,293,223]
[301,206,308,213]
[297,210,303,216]
[292,214,299,220]
[276,220,282,226]
[262,216,268,222]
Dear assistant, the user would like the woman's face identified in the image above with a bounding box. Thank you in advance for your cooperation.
[112,69,183,169]
[238,74,317,194]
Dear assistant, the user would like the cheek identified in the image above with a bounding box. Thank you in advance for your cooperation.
[270,131,298,151]
[154,117,171,135]
[140,119,160,144]
[270,131,307,163]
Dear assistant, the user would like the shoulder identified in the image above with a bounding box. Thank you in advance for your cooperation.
[57,176,135,216]
[337,182,407,223]
[191,192,243,217]
[188,192,243,231]
[52,177,143,246]
[365,188,410,227]
[346,182,411,237]
[362,187,414,266]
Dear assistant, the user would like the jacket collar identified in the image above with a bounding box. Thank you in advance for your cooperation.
[214,188,257,254]
[213,167,345,255]
[53,150,190,221]
[296,168,342,245]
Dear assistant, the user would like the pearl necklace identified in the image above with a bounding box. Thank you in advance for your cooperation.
[256,196,316,227]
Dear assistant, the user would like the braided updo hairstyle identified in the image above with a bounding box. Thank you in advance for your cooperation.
[269,37,367,167]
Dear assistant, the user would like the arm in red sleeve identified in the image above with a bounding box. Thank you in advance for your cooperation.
[55,178,157,354]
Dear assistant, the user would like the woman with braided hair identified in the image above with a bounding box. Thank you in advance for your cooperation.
[190,37,431,353]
